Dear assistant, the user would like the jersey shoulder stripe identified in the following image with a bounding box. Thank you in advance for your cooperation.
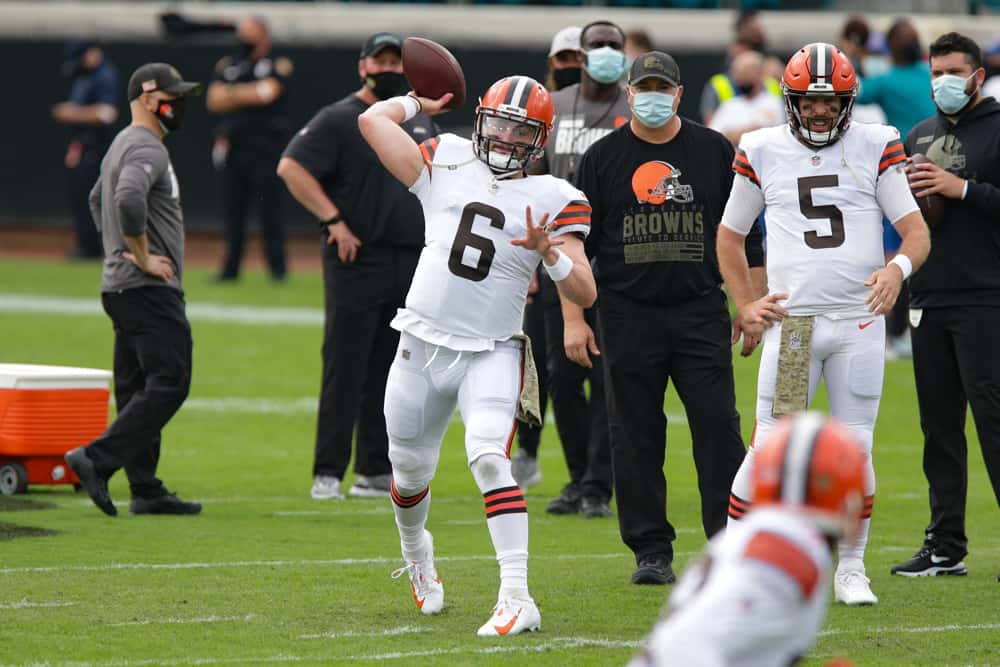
[743,530,820,599]
[733,148,761,187]
[550,198,591,229]
[878,138,906,176]
[418,136,441,175]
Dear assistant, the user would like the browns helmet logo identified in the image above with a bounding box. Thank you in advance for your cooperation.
[631,161,694,205]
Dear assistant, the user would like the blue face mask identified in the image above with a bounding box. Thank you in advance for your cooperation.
[585,47,627,84]
[932,73,976,115]
[632,91,675,128]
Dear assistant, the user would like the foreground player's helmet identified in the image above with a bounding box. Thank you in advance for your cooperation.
[782,42,858,147]
[473,76,554,174]
[752,411,866,537]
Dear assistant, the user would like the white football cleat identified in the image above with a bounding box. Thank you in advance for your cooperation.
[834,567,878,606]
[476,596,541,637]
[391,530,444,615]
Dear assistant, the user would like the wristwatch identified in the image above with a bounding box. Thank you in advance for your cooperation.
[319,213,344,230]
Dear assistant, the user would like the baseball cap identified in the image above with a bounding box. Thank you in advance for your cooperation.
[549,26,582,57]
[628,51,681,87]
[127,63,203,101]
[360,32,403,59]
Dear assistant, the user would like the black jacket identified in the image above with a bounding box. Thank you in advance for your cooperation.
[905,97,1000,308]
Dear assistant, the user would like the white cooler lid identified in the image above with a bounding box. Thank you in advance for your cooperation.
[0,363,113,389]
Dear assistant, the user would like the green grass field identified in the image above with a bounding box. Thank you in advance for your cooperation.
[0,258,997,666]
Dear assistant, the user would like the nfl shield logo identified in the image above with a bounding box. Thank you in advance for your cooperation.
[789,332,803,350]
[810,155,822,167]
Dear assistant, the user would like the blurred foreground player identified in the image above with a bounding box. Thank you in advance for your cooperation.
[631,412,867,667]
[359,74,596,635]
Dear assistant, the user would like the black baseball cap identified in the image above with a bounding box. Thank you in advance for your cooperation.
[127,63,203,101]
[628,51,681,87]
[360,33,403,59]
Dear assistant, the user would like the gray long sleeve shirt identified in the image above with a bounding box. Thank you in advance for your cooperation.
[89,125,185,293]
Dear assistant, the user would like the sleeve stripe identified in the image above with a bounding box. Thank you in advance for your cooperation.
[550,216,590,227]
[878,153,907,175]
[565,199,589,208]
[418,137,440,175]
[733,163,761,187]
[743,531,820,599]
[554,209,591,221]
[880,139,904,159]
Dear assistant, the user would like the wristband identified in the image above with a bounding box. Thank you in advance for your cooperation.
[319,213,343,230]
[391,95,421,122]
[889,254,912,280]
[543,249,573,282]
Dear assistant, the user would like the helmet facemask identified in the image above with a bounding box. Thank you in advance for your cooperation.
[785,87,856,148]
[473,108,546,175]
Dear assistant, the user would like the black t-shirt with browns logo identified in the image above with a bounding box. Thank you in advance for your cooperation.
[575,120,764,307]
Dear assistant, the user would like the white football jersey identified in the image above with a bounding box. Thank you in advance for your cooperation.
[634,507,833,667]
[393,133,590,351]
[722,123,917,317]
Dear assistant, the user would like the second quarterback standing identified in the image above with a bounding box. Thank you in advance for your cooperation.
[358,76,596,636]
[717,42,930,606]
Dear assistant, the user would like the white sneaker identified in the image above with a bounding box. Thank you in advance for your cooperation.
[391,530,444,615]
[349,474,392,498]
[476,595,541,637]
[310,475,343,500]
[835,567,879,605]
[510,450,542,489]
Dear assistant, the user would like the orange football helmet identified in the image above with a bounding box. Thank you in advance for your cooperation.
[782,42,858,147]
[474,76,554,174]
[752,412,866,537]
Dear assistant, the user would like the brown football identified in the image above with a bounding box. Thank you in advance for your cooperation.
[909,153,946,228]
[402,37,466,110]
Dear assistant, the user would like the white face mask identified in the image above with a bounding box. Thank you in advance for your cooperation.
[932,72,977,115]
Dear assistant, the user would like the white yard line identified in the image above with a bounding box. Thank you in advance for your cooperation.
[0,600,75,610]
[820,622,1000,637]
[298,625,423,640]
[0,294,323,326]
[0,552,643,576]
[109,614,255,628]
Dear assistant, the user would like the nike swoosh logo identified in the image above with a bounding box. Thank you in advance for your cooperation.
[859,320,875,330]
[410,584,425,609]
[930,554,952,564]
[494,613,520,635]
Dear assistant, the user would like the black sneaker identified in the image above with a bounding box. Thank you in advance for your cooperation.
[545,484,581,515]
[890,543,967,577]
[64,447,117,516]
[130,493,202,516]
[632,554,675,585]
[581,496,613,519]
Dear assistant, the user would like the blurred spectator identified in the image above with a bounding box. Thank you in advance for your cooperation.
[855,18,936,140]
[52,41,119,260]
[709,50,785,145]
[207,17,293,283]
[700,11,782,126]
[543,25,583,92]
[839,16,888,124]
[624,29,654,69]
[527,20,631,519]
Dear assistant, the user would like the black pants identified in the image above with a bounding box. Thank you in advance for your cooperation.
[598,289,745,562]
[542,281,612,501]
[515,289,549,457]
[314,245,418,479]
[86,287,192,499]
[67,148,103,258]
[887,280,910,338]
[912,305,1000,555]
[219,144,286,279]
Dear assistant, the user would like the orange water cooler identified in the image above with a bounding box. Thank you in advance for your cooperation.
[0,364,112,495]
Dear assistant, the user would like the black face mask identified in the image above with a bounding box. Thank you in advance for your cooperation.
[552,67,582,91]
[365,71,409,101]
[237,40,256,60]
[155,97,187,133]
[736,83,755,96]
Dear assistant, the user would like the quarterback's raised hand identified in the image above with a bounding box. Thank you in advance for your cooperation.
[407,92,454,117]
[511,206,563,259]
